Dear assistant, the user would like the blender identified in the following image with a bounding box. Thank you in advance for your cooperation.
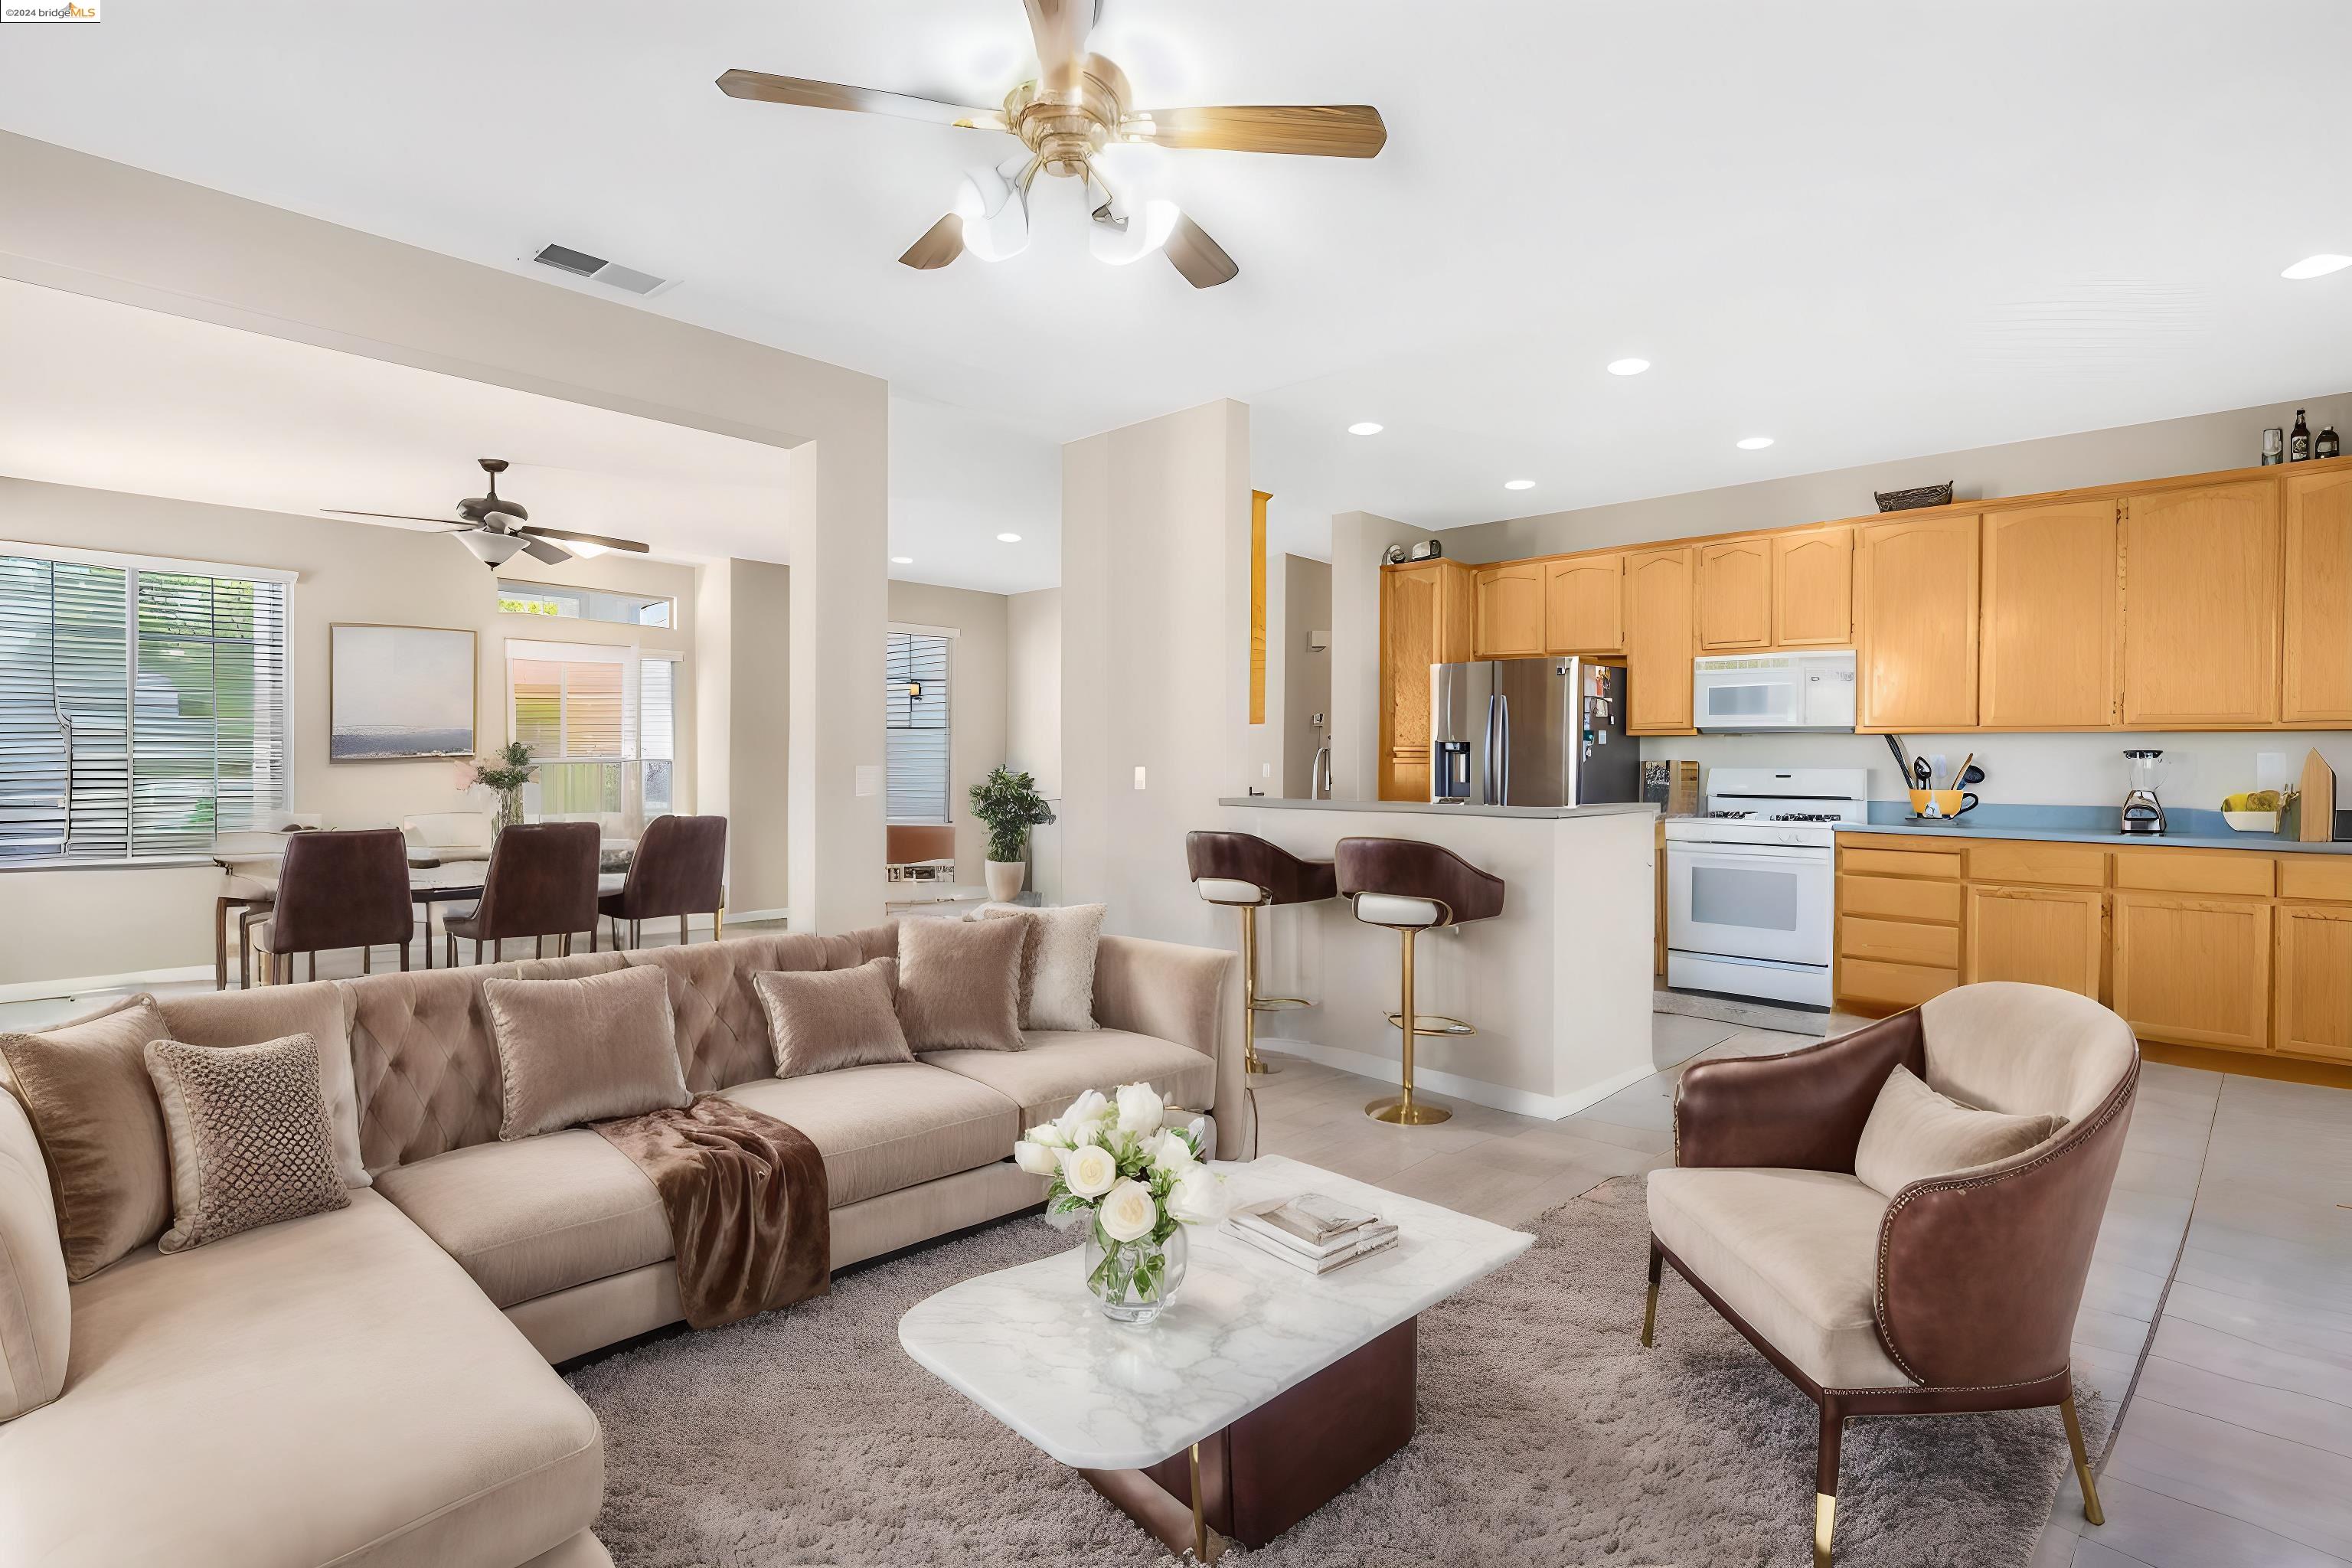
[2120,749,2169,835]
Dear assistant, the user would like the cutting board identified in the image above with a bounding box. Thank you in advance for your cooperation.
[2298,749,2337,843]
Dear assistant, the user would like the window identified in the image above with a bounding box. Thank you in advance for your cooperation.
[496,580,671,629]
[885,629,952,825]
[0,545,290,864]
[505,639,679,828]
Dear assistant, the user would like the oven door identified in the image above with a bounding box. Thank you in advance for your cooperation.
[1666,841,1833,967]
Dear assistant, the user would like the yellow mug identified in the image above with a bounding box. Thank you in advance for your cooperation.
[1908,788,1978,819]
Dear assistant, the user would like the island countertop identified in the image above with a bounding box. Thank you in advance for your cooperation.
[1217,796,1659,822]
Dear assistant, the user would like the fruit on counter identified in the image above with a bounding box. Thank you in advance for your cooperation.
[2222,790,2282,812]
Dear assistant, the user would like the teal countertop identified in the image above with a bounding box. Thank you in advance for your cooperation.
[1839,802,2352,855]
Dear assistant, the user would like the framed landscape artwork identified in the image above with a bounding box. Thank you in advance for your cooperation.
[329,623,477,761]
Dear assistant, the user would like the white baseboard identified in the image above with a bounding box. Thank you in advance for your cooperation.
[707,907,789,930]
[1254,1035,1657,1123]
[0,964,214,1007]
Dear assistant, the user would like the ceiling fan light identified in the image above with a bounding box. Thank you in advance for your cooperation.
[458,531,527,567]
[954,166,1031,262]
[1090,198,1181,266]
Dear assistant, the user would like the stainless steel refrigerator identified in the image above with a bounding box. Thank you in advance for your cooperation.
[1428,658,1638,807]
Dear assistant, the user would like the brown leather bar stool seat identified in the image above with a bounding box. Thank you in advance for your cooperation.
[600,814,728,949]
[442,821,601,966]
[1334,835,1506,1125]
[260,828,415,985]
[1185,831,1339,1077]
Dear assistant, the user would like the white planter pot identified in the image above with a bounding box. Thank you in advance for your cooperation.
[985,859,1027,903]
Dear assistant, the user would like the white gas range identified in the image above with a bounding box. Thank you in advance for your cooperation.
[1661,766,1869,1008]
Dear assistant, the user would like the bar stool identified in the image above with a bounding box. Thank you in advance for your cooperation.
[1184,830,1339,1077]
[1334,835,1506,1125]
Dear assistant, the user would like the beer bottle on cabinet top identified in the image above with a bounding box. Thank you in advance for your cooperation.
[2320,426,2343,461]
[2288,410,2312,462]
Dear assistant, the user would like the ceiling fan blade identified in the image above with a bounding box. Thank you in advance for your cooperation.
[1164,214,1239,289]
[1121,104,1387,158]
[1022,0,1096,82]
[716,69,1008,131]
[322,509,472,527]
[898,213,965,270]
[518,535,574,566]
[518,525,652,555]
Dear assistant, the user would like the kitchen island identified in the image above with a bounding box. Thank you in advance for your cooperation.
[1215,797,1658,1120]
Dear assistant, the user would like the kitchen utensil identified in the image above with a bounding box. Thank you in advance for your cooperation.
[1882,734,1913,778]
[1912,756,1932,790]
[2120,749,2169,835]
[1952,753,1976,793]
[1959,764,1985,788]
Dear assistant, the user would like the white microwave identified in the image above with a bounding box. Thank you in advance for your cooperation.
[1692,650,1857,732]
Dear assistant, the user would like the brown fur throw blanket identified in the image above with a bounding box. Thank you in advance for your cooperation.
[593,1094,830,1329]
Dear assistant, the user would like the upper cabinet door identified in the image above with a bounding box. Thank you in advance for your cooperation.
[2283,468,2352,727]
[1544,554,1624,653]
[1472,562,1545,658]
[1382,565,1442,758]
[1771,529,1852,648]
[1696,537,1772,650]
[1980,499,2118,730]
[2120,480,2281,727]
[1625,546,1697,733]
[1854,513,1980,731]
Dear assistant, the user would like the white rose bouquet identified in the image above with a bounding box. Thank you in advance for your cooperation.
[1013,1083,1228,1318]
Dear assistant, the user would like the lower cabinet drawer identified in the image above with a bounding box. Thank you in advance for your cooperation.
[2278,857,2352,903]
[1965,841,2108,888]
[2113,849,2275,898]
[1838,958,1959,1011]
[1841,847,1962,880]
[1839,915,1960,968]
[1841,874,1962,924]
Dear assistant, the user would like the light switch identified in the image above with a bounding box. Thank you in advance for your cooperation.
[1132,766,1148,791]
[1260,762,1272,778]
[854,764,880,798]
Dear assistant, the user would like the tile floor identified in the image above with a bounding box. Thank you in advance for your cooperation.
[1255,1013,2352,1568]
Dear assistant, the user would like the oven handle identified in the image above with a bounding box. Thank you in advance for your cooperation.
[1666,842,1831,864]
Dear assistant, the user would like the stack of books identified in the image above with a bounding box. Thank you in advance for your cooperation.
[1226,1193,1399,1275]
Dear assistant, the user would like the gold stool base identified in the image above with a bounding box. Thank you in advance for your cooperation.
[1366,1095,1452,1125]
[1244,1053,1282,1077]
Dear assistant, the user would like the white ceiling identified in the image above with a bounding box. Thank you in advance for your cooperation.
[3,1,2349,570]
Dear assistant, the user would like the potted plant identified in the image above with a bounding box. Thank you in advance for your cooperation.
[968,765,1054,903]
[473,740,537,834]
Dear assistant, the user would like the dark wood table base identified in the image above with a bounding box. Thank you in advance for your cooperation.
[1079,1318,1418,1562]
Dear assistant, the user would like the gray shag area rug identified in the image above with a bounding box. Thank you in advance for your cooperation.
[567,1175,2109,1566]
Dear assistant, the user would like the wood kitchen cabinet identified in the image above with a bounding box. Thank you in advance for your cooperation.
[2120,480,2280,727]
[1772,528,1852,648]
[2282,466,2352,726]
[1379,560,1472,801]
[1854,512,1980,731]
[2275,904,2352,1060]
[1696,537,1772,651]
[2110,890,2272,1053]
[1544,554,1623,653]
[1472,562,1545,658]
[1979,499,2118,730]
[1965,884,2104,998]
[1624,546,1697,734]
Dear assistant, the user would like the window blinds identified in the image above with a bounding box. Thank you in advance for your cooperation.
[0,550,289,864]
[885,630,951,825]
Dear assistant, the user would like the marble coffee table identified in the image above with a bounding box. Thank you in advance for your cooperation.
[898,1154,1534,1562]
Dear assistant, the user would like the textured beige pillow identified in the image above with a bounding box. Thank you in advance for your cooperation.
[896,915,1026,1051]
[142,1034,350,1253]
[0,995,172,1281]
[158,984,369,1188]
[484,964,690,1139]
[982,903,1106,1031]
[1854,1065,2064,1200]
[753,959,914,1079]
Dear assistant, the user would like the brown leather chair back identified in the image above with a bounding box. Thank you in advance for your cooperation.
[269,828,413,954]
[1184,831,1338,906]
[1333,835,1506,924]
[609,815,727,921]
[471,821,602,941]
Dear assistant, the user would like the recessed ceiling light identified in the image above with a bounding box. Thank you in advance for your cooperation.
[996,532,1022,543]
[2282,254,2351,280]
[1348,421,1384,436]
[890,555,913,565]
[1606,358,1651,377]
[1503,479,1536,492]
[1736,436,1775,450]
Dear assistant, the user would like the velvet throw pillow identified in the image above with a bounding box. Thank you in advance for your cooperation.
[895,915,1026,1051]
[0,995,172,1281]
[753,958,914,1079]
[483,965,691,1139]
[143,1034,350,1253]
[1854,1065,2065,1200]
[980,903,1106,1031]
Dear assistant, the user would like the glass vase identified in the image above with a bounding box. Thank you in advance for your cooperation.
[495,788,524,834]
[1082,1223,1187,1326]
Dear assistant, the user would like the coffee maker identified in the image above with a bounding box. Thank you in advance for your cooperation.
[2120,749,2168,835]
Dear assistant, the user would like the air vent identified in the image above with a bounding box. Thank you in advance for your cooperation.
[529,243,677,297]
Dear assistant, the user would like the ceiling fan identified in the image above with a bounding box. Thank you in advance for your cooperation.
[717,0,1386,288]
[323,459,652,567]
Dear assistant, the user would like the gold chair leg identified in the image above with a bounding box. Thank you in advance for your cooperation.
[1815,1400,1844,1568]
[1367,926,1450,1125]
[1641,1242,1662,1348]
[2061,1393,2105,1526]
[1814,1493,1835,1568]
[1240,903,1277,1076]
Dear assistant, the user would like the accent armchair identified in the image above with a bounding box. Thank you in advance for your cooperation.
[1644,982,2138,1566]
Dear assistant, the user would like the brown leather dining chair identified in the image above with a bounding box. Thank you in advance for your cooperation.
[260,828,415,985]
[1643,982,2138,1566]
[441,821,601,967]
[600,814,727,950]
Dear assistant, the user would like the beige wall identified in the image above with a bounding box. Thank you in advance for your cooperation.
[0,476,695,987]
[889,580,1009,882]
[1281,554,1333,799]
[1006,586,1063,903]
[1328,511,1419,802]
[726,560,792,916]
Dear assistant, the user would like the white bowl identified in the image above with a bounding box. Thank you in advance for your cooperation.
[2223,810,2281,833]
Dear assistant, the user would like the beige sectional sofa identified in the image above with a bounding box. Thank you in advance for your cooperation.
[0,926,1241,1568]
